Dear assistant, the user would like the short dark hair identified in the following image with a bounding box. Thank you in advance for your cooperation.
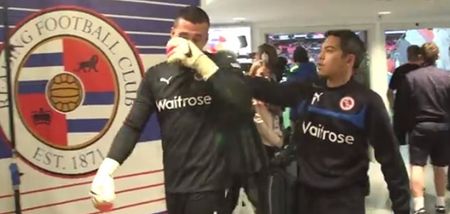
[421,42,439,66]
[293,45,309,63]
[325,30,366,69]
[175,6,210,26]
[406,45,421,62]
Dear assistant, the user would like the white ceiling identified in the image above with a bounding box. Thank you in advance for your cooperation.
[202,0,450,27]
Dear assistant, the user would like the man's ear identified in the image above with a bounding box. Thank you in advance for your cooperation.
[346,54,356,67]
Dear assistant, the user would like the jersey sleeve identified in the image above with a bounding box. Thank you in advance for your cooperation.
[107,70,156,164]
[245,76,311,107]
[206,57,255,120]
[366,92,410,213]
[206,61,270,175]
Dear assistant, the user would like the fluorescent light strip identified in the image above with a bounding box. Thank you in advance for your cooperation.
[2,7,174,22]
[113,0,189,7]
[125,31,170,36]
[103,13,174,22]
[136,45,166,49]
[385,30,406,34]
[7,7,40,12]
[0,25,16,28]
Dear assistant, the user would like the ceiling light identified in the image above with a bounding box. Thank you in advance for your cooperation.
[232,17,246,22]
[378,11,392,15]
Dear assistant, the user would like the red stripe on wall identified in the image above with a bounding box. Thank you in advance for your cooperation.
[87,197,166,214]
[0,169,163,198]
[116,183,164,194]
[21,196,91,212]
[0,194,13,199]
[0,182,164,214]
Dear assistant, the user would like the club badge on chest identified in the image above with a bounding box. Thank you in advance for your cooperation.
[339,96,355,111]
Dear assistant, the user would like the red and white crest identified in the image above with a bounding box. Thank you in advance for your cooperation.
[0,7,143,175]
[339,96,355,111]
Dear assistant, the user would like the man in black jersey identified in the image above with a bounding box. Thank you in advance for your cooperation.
[396,42,450,214]
[387,45,423,145]
[89,6,263,214]
[243,30,410,214]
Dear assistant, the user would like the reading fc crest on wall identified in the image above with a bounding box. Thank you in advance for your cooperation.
[0,7,143,175]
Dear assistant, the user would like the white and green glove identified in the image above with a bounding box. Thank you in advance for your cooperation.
[90,158,120,211]
[166,37,219,80]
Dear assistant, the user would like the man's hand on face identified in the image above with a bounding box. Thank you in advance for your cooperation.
[166,37,218,80]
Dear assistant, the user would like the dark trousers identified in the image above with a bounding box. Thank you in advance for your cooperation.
[166,191,227,214]
[224,172,269,214]
[297,183,366,214]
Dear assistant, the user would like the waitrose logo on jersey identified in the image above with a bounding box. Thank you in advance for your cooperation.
[302,121,354,145]
[156,95,212,111]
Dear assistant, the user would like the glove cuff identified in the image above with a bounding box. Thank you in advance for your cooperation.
[97,158,120,176]
[194,54,219,80]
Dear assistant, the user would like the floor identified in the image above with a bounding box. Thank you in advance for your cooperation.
[366,145,449,214]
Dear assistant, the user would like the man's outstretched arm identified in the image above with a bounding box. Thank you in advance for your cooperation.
[90,71,156,210]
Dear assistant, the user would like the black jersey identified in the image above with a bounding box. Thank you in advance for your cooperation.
[389,63,421,91]
[107,54,261,193]
[247,77,410,213]
[389,63,421,118]
[397,65,450,130]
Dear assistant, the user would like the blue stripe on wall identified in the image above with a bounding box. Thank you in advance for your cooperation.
[24,53,63,67]
[168,0,200,5]
[3,10,174,40]
[67,119,108,132]
[128,34,170,47]
[9,0,185,19]
[2,0,200,35]
[114,18,173,34]
[18,80,48,94]
[2,0,200,45]
[0,27,171,48]
[83,92,115,105]
[4,9,174,32]
[0,127,12,159]
[137,48,166,55]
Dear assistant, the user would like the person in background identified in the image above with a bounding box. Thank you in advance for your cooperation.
[286,45,319,129]
[249,43,279,81]
[249,43,284,154]
[396,42,450,214]
[387,45,423,145]
[287,45,318,83]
